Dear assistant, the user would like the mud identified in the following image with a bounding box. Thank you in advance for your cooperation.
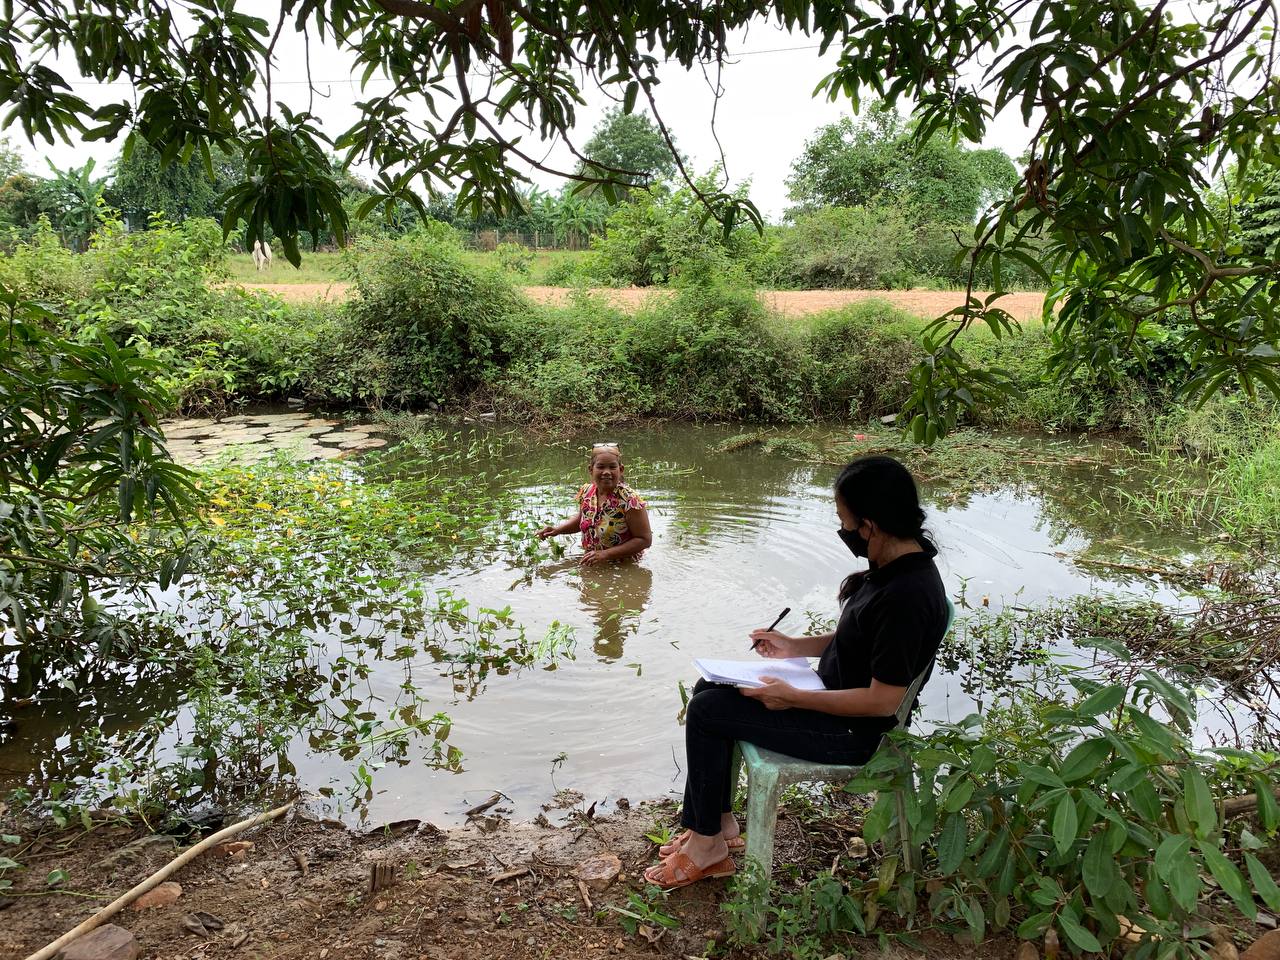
[2,797,1014,960]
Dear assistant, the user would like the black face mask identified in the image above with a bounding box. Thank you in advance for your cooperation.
[838,526,869,558]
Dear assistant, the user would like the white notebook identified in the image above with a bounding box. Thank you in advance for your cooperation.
[693,657,827,690]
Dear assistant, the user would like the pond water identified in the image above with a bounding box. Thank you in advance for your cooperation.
[1,420,1272,827]
[274,424,1226,824]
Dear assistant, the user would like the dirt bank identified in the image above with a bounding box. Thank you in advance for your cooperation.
[239,281,1047,322]
[2,794,1006,960]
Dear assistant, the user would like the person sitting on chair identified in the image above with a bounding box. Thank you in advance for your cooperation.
[644,455,949,890]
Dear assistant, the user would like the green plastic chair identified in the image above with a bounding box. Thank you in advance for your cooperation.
[730,597,955,884]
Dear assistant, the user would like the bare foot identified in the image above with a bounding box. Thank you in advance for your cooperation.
[658,815,740,857]
[644,832,730,884]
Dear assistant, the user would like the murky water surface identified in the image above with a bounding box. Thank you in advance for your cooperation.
[2,420,1271,826]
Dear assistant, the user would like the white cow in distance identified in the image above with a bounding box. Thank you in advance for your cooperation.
[251,239,273,271]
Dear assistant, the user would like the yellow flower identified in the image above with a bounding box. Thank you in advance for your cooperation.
[209,516,226,527]
[339,498,354,508]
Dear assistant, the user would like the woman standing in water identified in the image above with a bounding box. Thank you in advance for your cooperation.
[645,456,949,889]
[538,442,652,564]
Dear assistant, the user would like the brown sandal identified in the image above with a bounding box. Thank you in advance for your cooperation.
[644,850,736,890]
[658,829,745,857]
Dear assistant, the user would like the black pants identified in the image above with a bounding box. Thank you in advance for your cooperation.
[679,679,887,836]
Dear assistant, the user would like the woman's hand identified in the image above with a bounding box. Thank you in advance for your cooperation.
[740,677,798,710]
[537,525,558,540]
[580,549,610,565]
[749,630,797,658]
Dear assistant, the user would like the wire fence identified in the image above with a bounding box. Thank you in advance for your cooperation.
[461,230,592,251]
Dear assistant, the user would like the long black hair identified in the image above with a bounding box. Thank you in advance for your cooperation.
[835,455,934,601]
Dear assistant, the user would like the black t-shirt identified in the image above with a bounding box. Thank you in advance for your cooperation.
[815,542,947,733]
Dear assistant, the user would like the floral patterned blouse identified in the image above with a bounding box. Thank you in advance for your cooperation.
[577,482,647,553]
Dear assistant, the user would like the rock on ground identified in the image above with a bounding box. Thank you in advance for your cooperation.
[58,923,140,960]
[130,881,182,911]
[1243,930,1280,960]
[575,852,622,892]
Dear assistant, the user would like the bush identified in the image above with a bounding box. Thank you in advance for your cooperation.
[541,256,583,286]
[624,269,807,420]
[0,217,91,304]
[582,175,763,287]
[778,206,914,289]
[0,216,1158,429]
[802,301,925,418]
[336,230,526,406]
[727,650,1280,960]
[495,242,533,276]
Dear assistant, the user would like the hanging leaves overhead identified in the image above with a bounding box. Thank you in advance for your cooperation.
[0,0,1276,426]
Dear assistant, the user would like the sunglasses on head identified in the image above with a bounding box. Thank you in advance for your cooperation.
[592,442,619,450]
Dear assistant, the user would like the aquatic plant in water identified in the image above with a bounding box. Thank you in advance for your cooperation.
[4,451,574,820]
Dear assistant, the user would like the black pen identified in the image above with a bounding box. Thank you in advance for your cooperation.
[751,607,790,650]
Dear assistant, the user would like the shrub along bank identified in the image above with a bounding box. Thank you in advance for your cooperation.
[0,221,1230,435]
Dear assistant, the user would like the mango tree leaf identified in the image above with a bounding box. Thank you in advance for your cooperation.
[1059,738,1112,784]
[1076,684,1127,717]
[1052,793,1079,856]
[1058,911,1103,953]
[1199,843,1257,920]
[1154,834,1192,880]
[1181,767,1217,839]
[1245,852,1280,912]
[937,813,968,875]
[1082,832,1116,899]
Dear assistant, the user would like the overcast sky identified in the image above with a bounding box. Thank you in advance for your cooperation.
[6,7,1210,221]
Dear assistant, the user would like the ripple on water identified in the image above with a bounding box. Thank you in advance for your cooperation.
[5,423,1267,825]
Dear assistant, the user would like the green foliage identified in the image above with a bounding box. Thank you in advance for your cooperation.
[1116,398,1280,543]
[495,241,534,276]
[0,136,21,181]
[726,648,1278,959]
[541,255,584,286]
[787,103,1018,225]
[1239,165,1280,260]
[0,0,1274,430]
[778,206,915,289]
[583,175,766,287]
[494,274,816,421]
[0,298,198,656]
[608,886,681,935]
[802,303,925,417]
[839,666,1277,959]
[0,174,58,241]
[724,864,868,957]
[0,215,345,415]
[40,159,108,251]
[5,440,576,813]
[0,218,1196,431]
[0,217,91,301]
[106,140,244,227]
[579,107,679,189]
[330,231,525,406]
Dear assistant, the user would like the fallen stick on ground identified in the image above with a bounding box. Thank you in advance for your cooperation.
[464,792,505,817]
[23,801,294,960]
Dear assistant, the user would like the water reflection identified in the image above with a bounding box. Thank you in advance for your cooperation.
[578,564,654,663]
[2,421,1274,826]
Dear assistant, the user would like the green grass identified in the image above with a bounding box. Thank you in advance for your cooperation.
[459,248,591,284]
[225,250,345,283]
[225,248,590,285]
